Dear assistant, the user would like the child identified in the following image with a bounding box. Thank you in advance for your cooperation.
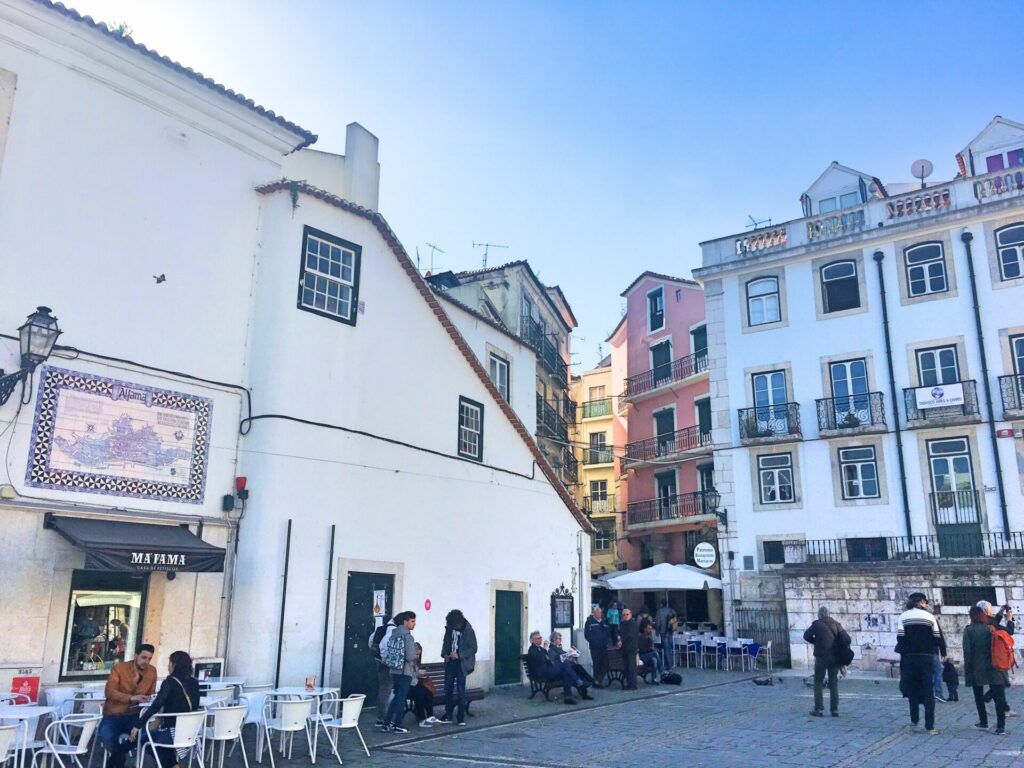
[941,657,959,702]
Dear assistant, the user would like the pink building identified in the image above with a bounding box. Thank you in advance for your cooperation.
[610,272,719,623]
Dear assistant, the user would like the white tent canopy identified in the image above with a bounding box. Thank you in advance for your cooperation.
[605,562,722,591]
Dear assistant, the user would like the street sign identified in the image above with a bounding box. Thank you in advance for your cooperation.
[996,428,1022,438]
[694,542,717,569]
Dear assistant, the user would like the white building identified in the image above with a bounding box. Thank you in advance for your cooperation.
[695,116,1024,669]
[0,0,588,697]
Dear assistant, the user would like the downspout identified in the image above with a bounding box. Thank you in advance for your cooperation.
[960,231,1010,533]
[873,251,913,536]
[274,518,293,688]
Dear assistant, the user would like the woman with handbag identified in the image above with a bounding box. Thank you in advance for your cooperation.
[131,650,201,768]
[408,643,440,728]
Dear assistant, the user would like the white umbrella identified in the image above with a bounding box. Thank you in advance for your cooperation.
[605,562,722,591]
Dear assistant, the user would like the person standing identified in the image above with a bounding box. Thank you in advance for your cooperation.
[655,599,677,669]
[619,608,640,690]
[381,612,418,733]
[896,592,944,735]
[942,658,960,702]
[964,604,1011,734]
[369,615,397,727]
[802,606,849,717]
[99,643,157,768]
[933,618,948,703]
[584,606,610,687]
[606,600,621,645]
[439,609,477,726]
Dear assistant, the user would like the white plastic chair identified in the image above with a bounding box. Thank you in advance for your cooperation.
[143,711,206,768]
[31,714,100,768]
[202,705,247,768]
[700,638,720,670]
[259,697,312,768]
[1,723,25,768]
[725,640,746,671]
[316,695,369,765]
[201,687,234,707]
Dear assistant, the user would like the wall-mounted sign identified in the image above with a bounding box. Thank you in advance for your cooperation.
[26,367,212,503]
[693,542,717,569]
[550,584,574,630]
[914,383,964,410]
[372,590,387,619]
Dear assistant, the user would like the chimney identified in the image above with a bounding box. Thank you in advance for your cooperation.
[342,123,380,211]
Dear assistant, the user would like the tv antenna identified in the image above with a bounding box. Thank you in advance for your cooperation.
[746,215,772,230]
[423,242,446,273]
[911,159,933,190]
[472,241,508,268]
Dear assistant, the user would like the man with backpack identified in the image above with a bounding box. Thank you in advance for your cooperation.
[803,606,851,718]
[369,615,396,728]
[380,611,418,733]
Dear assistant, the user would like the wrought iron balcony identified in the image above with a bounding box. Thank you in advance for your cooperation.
[562,394,577,424]
[737,403,802,443]
[624,425,712,463]
[903,379,980,424]
[930,489,981,526]
[784,531,1024,565]
[584,494,617,516]
[581,397,613,419]
[582,447,615,465]
[621,349,708,400]
[536,394,568,443]
[999,374,1024,416]
[520,315,568,387]
[815,392,886,433]
[562,448,578,484]
[626,490,718,527]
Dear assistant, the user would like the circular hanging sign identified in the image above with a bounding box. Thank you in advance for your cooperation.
[693,542,717,569]
[424,599,432,611]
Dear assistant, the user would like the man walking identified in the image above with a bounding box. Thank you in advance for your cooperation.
[100,643,157,768]
[803,606,849,717]
[440,609,477,726]
[654,599,677,669]
[584,605,610,687]
[381,611,418,733]
[619,608,640,690]
[896,592,945,735]
[369,616,395,727]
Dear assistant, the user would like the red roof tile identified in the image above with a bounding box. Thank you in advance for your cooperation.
[619,270,701,297]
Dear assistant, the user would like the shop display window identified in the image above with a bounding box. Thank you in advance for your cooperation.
[61,570,146,680]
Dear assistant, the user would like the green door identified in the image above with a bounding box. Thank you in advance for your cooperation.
[494,590,522,685]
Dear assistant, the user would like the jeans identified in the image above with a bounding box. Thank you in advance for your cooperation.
[99,714,136,768]
[545,662,582,698]
[903,654,936,730]
[813,657,839,713]
[660,632,674,667]
[443,660,467,722]
[376,664,393,717]
[640,652,663,679]
[974,684,1008,729]
[589,645,608,684]
[408,684,434,722]
[932,655,945,699]
[385,674,413,727]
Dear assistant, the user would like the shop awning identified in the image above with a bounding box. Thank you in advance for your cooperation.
[45,514,225,573]
[604,563,722,591]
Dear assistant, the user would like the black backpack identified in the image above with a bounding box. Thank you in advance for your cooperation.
[370,625,388,660]
[661,671,682,685]
[833,631,854,667]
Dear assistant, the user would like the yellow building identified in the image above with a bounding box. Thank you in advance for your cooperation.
[571,356,623,576]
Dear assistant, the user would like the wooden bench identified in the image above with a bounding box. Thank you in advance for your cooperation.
[604,646,656,688]
[404,662,485,717]
[522,654,559,700]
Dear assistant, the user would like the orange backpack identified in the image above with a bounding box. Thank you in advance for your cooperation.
[990,625,1016,672]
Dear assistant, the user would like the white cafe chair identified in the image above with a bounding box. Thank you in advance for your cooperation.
[0,723,26,768]
[201,687,234,708]
[142,711,206,768]
[31,714,101,768]
[311,694,369,765]
[259,697,313,768]
[202,705,248,768]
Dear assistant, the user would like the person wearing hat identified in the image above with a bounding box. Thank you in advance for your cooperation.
[896,592,945,735]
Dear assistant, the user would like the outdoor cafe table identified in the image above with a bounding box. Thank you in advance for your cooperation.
[0,704,57,768]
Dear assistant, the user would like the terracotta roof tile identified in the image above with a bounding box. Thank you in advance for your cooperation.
[619,270,701,297]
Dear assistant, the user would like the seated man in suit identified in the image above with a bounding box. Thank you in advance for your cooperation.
[526,631,591,705]
[548,631,596,687]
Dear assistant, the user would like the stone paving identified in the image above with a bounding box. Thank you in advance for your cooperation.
[242,671,1024,768]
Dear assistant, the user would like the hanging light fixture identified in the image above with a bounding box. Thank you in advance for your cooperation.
[0,307,62,406]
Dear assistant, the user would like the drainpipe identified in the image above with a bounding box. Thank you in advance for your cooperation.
[873,251,913,536]
[960,231,1010,534]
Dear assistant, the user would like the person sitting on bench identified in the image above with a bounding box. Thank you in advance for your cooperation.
[548,631,596,687]
[526,631,592,705]
[638,623,662,683]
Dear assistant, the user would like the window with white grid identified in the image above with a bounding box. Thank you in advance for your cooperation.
[458,397,484,461]
[298,227,361,324]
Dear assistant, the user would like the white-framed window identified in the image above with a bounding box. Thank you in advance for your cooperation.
[904,242,947,297]
[457,396,484,461]
[996,223,1024,281]
[594,521,613,552]
[648,287,665,332]
[838,446,879,499]
[746,277,781,326]
[820,260,860,313]
[817,191,861,214]
[589,479,608,501]
[298,226,361,324]
[488,353,510,402]
[917,346,960,386]
[757,453,794,504]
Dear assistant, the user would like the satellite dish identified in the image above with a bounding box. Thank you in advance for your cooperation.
[911,159,933,189]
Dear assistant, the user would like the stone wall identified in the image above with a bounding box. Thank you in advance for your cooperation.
[783,561,1024,670]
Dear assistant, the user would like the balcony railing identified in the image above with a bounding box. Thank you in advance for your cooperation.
[806,207,865,241]
[622,349,708,399]
[885,186,952,220]
[536,394,569,443]
[626,491,718,526]
[562,394,577,424]
[520,315,568,387]
[973,167,1024,201]
[999,374,1024,414]
[583,447,615,465]
[734,226,788,255]
[903,380,979,422]
[786,532,1024,564]
[584,494,617,516]
[930,489,981,526]
[815,392,886,432]
[581,398,613,419]
[562,448,578,484]
[738,403,802,441]
[624,425,712,463]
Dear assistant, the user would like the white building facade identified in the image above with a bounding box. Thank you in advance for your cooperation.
[696,116,1024,668]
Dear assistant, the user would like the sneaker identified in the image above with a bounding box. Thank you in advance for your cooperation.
[1007,710,1019,718]
[810,710,824,717]
[390,725,409,734]
[973,723,989,731]
[438,715,453,724]
[425,716,441,724]
[935,695,947,703]
[457,720,466,726]
[418,721,433,728]
[374,719,384,727]
[927,729,940,736]
[994,728,1007,736]
[375,723,389,732]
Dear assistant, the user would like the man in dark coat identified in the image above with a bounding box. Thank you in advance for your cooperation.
[619,608,640,690]
[803,606,850,717]
[584,606,610,687]
[440,609,477,725]
[525,631,589,704]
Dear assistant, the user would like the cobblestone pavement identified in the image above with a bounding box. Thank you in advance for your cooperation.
[242,672,1024,768]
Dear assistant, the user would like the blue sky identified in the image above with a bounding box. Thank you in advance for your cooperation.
[73,0,1021,369]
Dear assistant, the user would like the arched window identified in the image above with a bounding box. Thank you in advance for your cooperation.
[820,260,860,313]
[746,277,780,326]
[996,223,1024,281]
[904,242,947,297]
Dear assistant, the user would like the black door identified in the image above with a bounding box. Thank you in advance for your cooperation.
[341,572,394,701]
[494,590,522,685]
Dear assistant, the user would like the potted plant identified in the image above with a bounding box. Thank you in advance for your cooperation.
[840,411,862,429]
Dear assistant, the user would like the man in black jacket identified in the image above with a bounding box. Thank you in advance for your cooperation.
[803,606,851,717]
[440,609,477,725]
[584,606,610,687]
[526,631,588,704]
[619,608,640,690]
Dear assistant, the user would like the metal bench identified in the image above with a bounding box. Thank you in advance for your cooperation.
[405,662,484,715]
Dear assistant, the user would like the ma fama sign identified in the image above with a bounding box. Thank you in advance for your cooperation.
[130,551,189,571]
[83,547,224,573]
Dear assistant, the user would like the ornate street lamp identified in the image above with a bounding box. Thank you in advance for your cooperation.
[704,487,727,525]
[0,306,62,405]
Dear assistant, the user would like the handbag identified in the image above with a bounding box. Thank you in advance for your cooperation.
[421,678,437,696]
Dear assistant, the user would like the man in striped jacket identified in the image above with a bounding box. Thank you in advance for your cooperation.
[896,592,946,734]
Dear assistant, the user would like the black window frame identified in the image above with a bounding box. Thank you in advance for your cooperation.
[837,445,880,500]
[940,586,996,607]
[820,259,861,313]
[648,287,665,332]
[746,276,781,326]
[296,225,363,325]
[457,396,485,462]
[995,223,1024,281]
[762,540,785,565]
[903,241,948,298]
